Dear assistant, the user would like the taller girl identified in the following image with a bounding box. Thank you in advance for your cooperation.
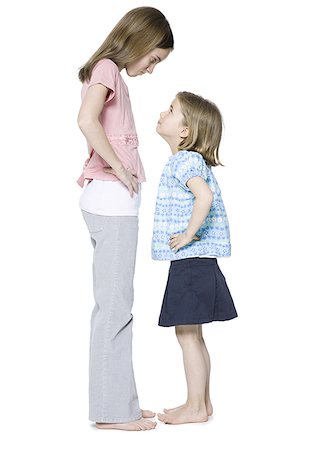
[77,7,173,431]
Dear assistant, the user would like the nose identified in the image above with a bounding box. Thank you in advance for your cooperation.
[146,64,155,74]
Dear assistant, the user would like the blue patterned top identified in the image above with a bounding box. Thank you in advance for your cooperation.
[151,150,231,260]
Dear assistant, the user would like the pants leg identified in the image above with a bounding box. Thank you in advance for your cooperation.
[82,211,141,423]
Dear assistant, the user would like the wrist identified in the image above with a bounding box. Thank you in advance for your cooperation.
[185,230,194,239]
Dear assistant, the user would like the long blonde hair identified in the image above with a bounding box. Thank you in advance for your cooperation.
[177,92,223,167]
[78,7,174,82]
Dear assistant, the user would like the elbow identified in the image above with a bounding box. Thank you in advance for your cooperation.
[77,116,89,133]
[207,193,214,210]
[203,191,213,210]
[203,188,213,206]
[196,190,213,206]
[77,113,96,133]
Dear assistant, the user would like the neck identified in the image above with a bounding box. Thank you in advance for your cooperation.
[165,137,180,155]
[170,145,179,155]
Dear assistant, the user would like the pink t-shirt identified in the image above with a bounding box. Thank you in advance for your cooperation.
[77,59,146,187]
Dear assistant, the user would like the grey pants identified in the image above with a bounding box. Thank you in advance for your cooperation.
[82,211,141,423]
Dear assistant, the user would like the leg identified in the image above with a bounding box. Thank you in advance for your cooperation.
[198,325,213,416]
[164,325,213,416]
[158,325,208,424]
[83,213,156,431]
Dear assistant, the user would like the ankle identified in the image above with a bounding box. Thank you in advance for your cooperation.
[185,401,207,413]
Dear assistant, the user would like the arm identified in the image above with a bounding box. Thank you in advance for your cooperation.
[77,84,138,196]
[169,176,214,252]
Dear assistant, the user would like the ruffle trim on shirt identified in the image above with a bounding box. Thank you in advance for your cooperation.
[107,134,139,146]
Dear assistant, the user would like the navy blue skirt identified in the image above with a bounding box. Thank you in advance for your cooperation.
[158,257,238,327]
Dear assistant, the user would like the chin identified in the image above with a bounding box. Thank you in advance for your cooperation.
[125,68,139,77]
[125,68,133,77]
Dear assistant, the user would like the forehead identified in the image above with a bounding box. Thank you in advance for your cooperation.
[172,97,181,109]
[147,47,171,60]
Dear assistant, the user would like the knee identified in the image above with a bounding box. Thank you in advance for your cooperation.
[175,326,201,347]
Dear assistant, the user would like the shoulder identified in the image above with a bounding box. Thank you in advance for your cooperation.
[173,150,207,171]
[86,59,121,93]
[171,151,210,187]
[93,58,119,74]
[175,150,204,163]
[94,58,118,70]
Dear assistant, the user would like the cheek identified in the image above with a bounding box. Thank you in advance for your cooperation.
[129,61,138,72]
[161,119,173,132]
[141,57,150,69]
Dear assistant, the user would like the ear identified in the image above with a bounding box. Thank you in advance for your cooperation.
[180,126,189,138]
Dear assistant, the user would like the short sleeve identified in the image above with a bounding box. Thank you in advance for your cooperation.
[174,151,208,191]
[87,59,118,103]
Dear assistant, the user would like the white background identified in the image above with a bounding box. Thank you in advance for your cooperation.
[1,0,310,448]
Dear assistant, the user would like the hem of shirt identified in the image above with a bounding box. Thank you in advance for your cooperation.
[84,176,147,184]
[80,207,138,217]
[152,254,231,261]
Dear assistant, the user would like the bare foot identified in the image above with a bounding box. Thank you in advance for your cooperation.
[96,418,157,431]
[206,399,213,416]
[163,404,185,414]
[164,401,213,416]
[141,409,156,418]
[158,405,208,425]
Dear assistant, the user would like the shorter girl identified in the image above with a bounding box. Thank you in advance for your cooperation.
[152,92,238,425]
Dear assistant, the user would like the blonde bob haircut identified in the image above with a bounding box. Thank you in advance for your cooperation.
[177,92,223,167]
[79,7,174,82]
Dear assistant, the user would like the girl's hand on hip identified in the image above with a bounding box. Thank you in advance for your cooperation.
[103,166,138,197]
[169,232,200,252]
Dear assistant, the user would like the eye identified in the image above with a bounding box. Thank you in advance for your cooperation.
[150,57,159,65]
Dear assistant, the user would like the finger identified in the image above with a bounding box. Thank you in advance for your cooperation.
[128,184,134,198]
[126,167,137,175]
[126,168,138,182]
[132,179,139,194]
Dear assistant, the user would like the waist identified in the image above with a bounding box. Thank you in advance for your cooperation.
[170,257,217,268]
[106,134,139,146]
[79,180,141,216]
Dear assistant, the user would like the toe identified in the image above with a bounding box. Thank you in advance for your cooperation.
[141,409,156,418]
[144,419,156,430]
